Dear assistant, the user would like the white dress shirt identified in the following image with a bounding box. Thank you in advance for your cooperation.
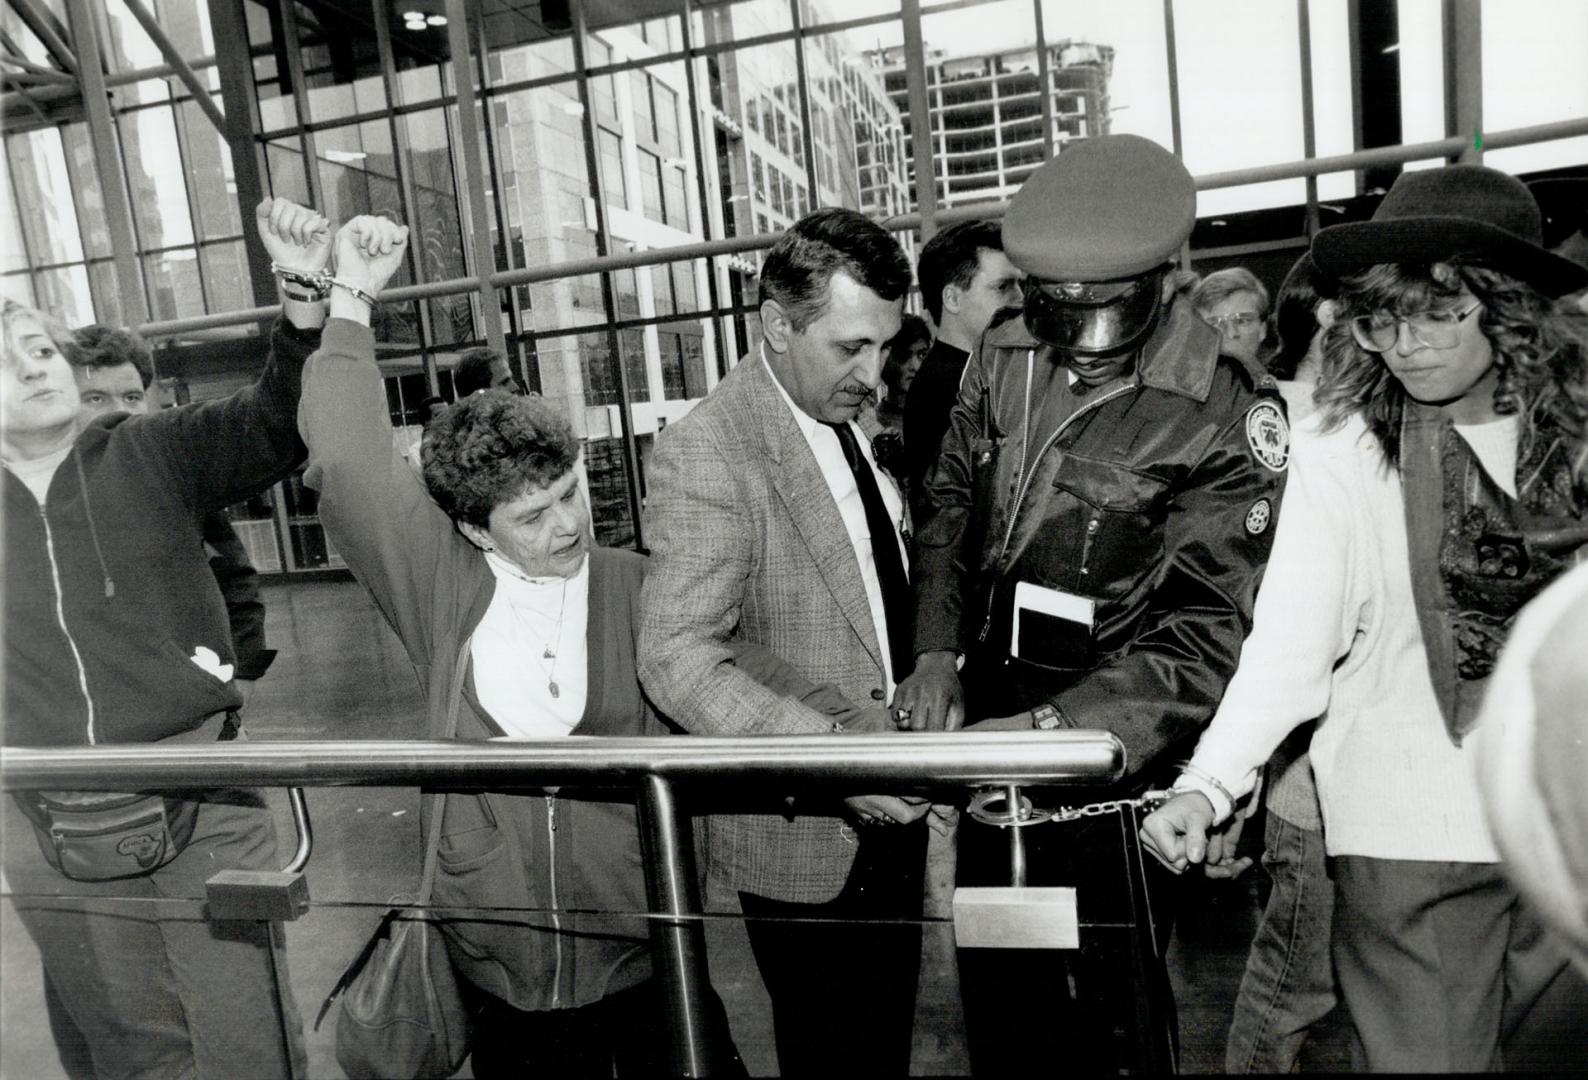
[766,351,909,694]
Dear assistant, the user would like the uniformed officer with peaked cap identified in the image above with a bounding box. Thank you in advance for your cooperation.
[892,134,1290,1073]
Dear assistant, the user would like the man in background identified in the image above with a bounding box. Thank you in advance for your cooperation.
[68,326,277,696]
[453,345,524,397]
[903,220,1021,514]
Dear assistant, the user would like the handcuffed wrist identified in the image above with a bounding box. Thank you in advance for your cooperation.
[271,262,331,300]
[1174,761,1236,823]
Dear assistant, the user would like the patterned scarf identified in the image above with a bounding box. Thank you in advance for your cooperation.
[1402,402,1588,743]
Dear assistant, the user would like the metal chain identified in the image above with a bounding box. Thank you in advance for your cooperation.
[966,787,1175,828]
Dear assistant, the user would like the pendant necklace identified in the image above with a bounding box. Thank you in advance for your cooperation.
[533,577,570,698]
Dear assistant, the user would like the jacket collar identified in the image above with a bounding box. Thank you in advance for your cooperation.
[984,296,1233,403]
[723,348,886,672]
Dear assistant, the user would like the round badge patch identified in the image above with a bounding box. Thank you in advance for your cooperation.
[1245,401,1290,472]
[1245,498,1272,536]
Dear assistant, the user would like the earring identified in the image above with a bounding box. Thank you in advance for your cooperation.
[482,544,495,552]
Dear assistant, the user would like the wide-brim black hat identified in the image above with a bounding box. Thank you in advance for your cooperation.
[1527,177,1588,249]
[1312,165,1588,298]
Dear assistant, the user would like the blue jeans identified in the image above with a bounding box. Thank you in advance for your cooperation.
[1224,811,1337,1073]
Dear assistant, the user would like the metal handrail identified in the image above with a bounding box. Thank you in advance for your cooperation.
[133,116,1588,340]
[1,732,1123,1077]
[0,731,1125,791]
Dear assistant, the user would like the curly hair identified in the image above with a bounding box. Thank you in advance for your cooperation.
[420,391,579,528]
[1314,258,1588,471]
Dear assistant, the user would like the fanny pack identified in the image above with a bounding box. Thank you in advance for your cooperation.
[22,790,200,881]
[18,709,241,881]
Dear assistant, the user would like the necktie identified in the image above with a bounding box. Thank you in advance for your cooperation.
[829,422,914,680]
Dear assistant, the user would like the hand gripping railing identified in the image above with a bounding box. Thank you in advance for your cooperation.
[2,732,1124,1077]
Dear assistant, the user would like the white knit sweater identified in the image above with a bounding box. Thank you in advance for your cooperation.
[1176,412,1499,863]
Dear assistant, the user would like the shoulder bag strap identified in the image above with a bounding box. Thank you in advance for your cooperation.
[417,635,473,905]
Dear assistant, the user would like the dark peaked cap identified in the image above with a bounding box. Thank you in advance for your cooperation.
[1002,134,1196,282]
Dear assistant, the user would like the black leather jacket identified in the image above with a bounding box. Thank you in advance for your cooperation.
[913,299,1289,778]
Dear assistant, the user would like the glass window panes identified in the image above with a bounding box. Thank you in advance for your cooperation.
[86,262,125,328]
[35,264,94,327]
[1397,0,1446,171]
[143,248,205,322]
[0,162,26,273]
[662,166,689,229]
[102,0,164,75]
[177,101,244,242]
[486,1,575,82]
[1308,0,1356,201]
[316,121,401,226]
[654,83,682,158]
[199,241,251,316]
[584,435,635,548]
[123,105,197,250]
[598,128,627,208]
[638,149,665,222]
[59,124,112,260]
[295,0,387,124]
[1481,1,1588,175]
[579,330,619,406]
[589,38,620,126]
[266,138,312,206]
[658,331,686,399]
[649,264,675,317]
[673,262,700,313]
[388,3,452,99]
[613,267,641,320]
[7,128,84,266]
[1,273,37,307]
[619,328,649,399]
[1173,0,1306,214]
[630,70,658,143]
[398,109,473,345]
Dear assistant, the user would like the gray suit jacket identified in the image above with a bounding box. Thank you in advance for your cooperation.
[638,349,893,903]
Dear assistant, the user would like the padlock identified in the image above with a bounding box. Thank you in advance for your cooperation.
[206,868,311,921]
[952,885,1079,949]
[205,786,313,921]
[954,782,1080,948]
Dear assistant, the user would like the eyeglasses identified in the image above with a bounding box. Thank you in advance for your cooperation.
[1205,312,1262,334]
[1349,301,1482,353]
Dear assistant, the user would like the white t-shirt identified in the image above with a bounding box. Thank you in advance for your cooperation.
[3,442,73,504]
[1453,414,1521,498]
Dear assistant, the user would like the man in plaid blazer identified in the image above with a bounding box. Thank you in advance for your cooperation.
[639,209,926,1076]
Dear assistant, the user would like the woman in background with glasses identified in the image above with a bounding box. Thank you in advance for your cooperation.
[1142,163,1588,1072]
[1193,266,1271,366]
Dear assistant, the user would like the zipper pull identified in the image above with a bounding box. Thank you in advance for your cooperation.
[978,614,992,643]
[980,385,992,439]
[545,794,557,831]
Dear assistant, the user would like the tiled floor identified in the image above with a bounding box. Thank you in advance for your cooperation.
[12,578,1580,1076]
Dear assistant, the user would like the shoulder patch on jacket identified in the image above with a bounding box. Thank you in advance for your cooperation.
[1245,400,1290,472]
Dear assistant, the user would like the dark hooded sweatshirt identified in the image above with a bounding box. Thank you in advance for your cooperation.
[3,319,319,747]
